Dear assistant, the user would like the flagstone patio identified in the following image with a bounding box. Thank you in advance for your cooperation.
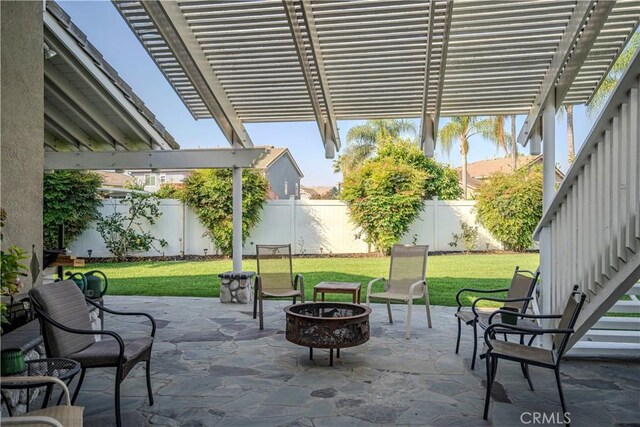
[71,296,639,426]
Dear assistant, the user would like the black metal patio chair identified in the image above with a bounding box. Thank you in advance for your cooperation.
[29,280,156,427]
[455,266,540,369]
[482,285,587,423]
[254,244,305,330]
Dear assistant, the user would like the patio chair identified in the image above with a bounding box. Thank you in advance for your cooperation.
[254,244,304,330]
[365,244,431,339]
[29,280,156,427]
[482,285,586,422]
[1,376,83,427]
[455,267,540,370]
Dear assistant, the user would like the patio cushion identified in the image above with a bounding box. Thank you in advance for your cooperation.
[13,405,84,427]
[66,336,153,369]
[484,340,555,366]
[29,281,95,358]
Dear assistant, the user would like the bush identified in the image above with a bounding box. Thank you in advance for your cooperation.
[43,171,102,249]
[181,169,269,256]
[475,166,543,251]
[450,221,479,252]
[96,192,167,260]
[156,183,184,199]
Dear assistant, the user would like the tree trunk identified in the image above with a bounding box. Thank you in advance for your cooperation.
[461,138,468,199]
[566,104,575,164]
[511,114,517,170]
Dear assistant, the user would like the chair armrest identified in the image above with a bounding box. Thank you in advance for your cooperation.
[487,309,562,325]
[471,296,532,317]
[294,274,304,295]
[0,376,72,406]
[366,278,386,303]
[33,305,125,361]
[484,323,574,350]
[455,288,510,309]
[408,280,426,300]
[2,416,64,427]
[85,298,156,337]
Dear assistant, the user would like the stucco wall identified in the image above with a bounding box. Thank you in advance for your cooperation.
[266,154,301,199]
[1,1,44,289]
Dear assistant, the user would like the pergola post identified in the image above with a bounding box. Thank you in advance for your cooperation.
[232,166,243,272]
[540,90,556,335]
[422,115,435,158]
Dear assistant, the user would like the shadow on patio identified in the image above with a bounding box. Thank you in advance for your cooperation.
[70,296,638,426]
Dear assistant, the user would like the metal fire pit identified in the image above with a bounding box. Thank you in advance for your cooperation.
[284,302,371,366]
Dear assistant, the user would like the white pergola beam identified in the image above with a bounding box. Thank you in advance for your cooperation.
[517,0,599,146]
[419,0,436,157]
[44,148,269,171]
[282,0,340,158]
[433,0,453,140]
[140,1,253,148]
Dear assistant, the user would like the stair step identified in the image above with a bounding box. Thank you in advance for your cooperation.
[568,341,640,358]
[611,300,640,313]
[594,316,640,330]
[582,329,640,343]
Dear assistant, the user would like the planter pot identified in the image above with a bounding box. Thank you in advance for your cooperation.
[1,348,26,376]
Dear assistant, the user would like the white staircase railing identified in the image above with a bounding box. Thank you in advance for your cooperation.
[533,49,640,354]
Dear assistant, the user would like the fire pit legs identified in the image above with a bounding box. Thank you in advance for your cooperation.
[330,349,333,366]
[309,348,313,360]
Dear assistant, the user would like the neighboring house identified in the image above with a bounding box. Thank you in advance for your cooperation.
[127,147,304,199]
[457,155,564,197]
[300,186,339,200]
[97,171,134,189]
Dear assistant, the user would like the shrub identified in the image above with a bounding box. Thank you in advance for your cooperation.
[43,171,102,249]
[475,166,543,251]
[450,221,479,252]
[181,169,269,256]
[96,192,167,260]
[156,183,184,199]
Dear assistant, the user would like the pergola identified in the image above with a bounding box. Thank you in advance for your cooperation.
[46,1,640,291]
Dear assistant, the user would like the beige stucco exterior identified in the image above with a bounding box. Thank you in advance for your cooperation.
[1,1,44,289]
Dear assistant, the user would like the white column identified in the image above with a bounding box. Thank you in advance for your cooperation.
[540,91,556,332]
[422,115,435,158]
[232,166,243,272]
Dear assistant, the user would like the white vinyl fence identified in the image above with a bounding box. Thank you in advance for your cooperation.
[70,198,502,257]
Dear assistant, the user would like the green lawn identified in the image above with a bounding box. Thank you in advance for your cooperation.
[79,253,539,307]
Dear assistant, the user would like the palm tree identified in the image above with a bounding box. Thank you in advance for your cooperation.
[334,119,417,175]
[439,116,497,199]
[489,115,509,155]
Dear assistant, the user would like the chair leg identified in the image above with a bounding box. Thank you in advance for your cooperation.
[471,322,478,370]
[115,366,122,427]
[555,367,568,416]
[424,287,432,328]
[253,285,258,319]
[483,355,494,420]
[405,299,413,339]
[521,363,535,391]
[146,359,154,405]
[259,294,264,330]
[455,317,462,354]
[386,300,393,323]
[71,368,86,405]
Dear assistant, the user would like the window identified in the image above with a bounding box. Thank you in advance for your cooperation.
[284,181,289,195]
[160,174,167,184]
[144,174,156,187]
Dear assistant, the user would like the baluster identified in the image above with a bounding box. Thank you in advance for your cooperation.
[619,102,629,261]
[603,129,612,278]
[628,87,639,247]
[611,116,621,270]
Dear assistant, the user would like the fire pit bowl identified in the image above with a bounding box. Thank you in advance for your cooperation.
[284,302,371,366]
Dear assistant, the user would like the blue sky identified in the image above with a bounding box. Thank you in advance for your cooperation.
[60,1,594,186]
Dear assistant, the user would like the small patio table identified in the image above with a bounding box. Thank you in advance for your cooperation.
[313,282,362,304]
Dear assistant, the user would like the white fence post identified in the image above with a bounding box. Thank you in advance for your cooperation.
[290,196,296,253]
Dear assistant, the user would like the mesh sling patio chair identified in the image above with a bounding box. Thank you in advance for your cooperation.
[366,245,431,339]
[254,244,304,330]
[29,280,156,427]
[1,376,83,427]
[455,267,540,370]
[482,285,587,422]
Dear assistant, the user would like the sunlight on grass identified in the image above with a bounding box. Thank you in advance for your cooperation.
[80,253,539,307]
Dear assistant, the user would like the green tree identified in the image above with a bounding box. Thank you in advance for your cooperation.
[43,171,103,249]
[438,116,498,199]
[181,169,269,256]
[475,165,543,251]
[588,32,640,113]
[333,119,417,175]
[341,135,460,253]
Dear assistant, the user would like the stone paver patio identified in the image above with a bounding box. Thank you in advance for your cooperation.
[71,296,639,426]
